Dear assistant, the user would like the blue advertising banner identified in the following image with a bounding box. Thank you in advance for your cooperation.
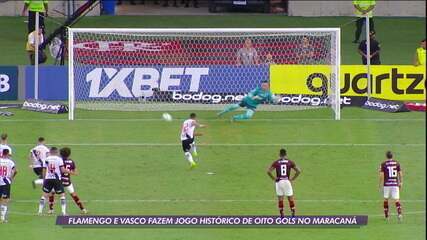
[0,66,18,100]
[25,66,68,100]
[75,66,269,101]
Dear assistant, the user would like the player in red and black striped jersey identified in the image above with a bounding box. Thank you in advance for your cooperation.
[267,148,301,217]
[379,151,403,222]
[48,147,87,214]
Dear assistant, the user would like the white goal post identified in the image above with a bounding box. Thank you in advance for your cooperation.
[68,28,340,120]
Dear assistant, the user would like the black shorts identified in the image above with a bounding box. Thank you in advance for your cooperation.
[42,179,64,194]
[0,184,11,199]
[33,167,43,178]
[182,138,194,152]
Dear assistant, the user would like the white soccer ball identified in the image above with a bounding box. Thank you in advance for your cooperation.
[162,113,173,122]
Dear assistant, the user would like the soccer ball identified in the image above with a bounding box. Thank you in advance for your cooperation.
[162,113,173,122]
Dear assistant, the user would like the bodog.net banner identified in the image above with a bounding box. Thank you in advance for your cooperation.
[270,65,426,101]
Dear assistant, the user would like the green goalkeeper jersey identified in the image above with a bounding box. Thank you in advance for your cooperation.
[242,87,275,109]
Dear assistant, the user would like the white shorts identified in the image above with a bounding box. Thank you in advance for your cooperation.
[275,180,293,197]
[64,184,75,194]
[383,186,399,200]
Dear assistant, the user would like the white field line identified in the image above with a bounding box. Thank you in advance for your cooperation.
[0,118,425,122]
[12,199,426,203]
[10,143,426,147]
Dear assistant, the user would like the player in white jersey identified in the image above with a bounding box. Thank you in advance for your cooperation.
[29,137,50,189]
[37,147,69,216]
[0,149,18,223]
[180,113,206,169]
[0,133,13,158]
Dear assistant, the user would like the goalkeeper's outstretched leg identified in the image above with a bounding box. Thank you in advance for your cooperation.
[232,109,255,121]
[217,104,240,117]
[217,81,276,121]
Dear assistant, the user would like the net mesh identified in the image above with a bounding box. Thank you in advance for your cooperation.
[70,29,339,116]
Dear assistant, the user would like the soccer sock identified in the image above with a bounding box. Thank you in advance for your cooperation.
[60,197,67,215]
[278,200,284,216]
[72,195,85,210]
[38,197,46,214]
[218,104,240,116]
[289,200,296,216]
[383,200,389,218]
[395,201,402,215]
[0,205,5,220]
[2,205,7,220]
[190,144,198,157]
[34,179,44,185]
[184,152,195,165]
[48,195,55,211]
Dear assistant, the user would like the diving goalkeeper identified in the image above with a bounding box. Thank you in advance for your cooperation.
[217,81,278,121]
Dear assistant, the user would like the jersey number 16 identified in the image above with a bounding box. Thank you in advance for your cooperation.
[387,166,398,178]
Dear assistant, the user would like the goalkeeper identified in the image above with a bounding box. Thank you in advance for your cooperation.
[217,81,278,121]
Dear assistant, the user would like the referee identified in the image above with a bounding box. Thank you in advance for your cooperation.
[353,0,376,43]
[21,0,48,34]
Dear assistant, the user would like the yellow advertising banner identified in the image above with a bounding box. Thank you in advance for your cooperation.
[270,65,426,101]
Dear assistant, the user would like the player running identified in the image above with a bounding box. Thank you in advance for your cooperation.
[0,149,18,223]
[47,147,87,214]
[379,151,403,222]
[217,81,278,121]
[37,147,69,216]
[181,113,206,169]
[0,133,12,157]
[267,148,301,217]
[29,137,50,189]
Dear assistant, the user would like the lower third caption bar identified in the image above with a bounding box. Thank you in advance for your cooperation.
[56,215,368,228]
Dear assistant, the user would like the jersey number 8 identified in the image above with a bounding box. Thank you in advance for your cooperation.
[280,165,287,176]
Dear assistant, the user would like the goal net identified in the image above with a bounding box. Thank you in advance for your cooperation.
[68,28,340,120]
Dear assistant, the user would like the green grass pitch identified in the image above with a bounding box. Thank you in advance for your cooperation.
[0,108,425,239]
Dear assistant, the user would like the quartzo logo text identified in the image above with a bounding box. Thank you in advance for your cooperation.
[306,68,424,96]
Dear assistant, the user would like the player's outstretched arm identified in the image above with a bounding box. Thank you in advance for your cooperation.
[290,166,301,181]
[398,171,403,189]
